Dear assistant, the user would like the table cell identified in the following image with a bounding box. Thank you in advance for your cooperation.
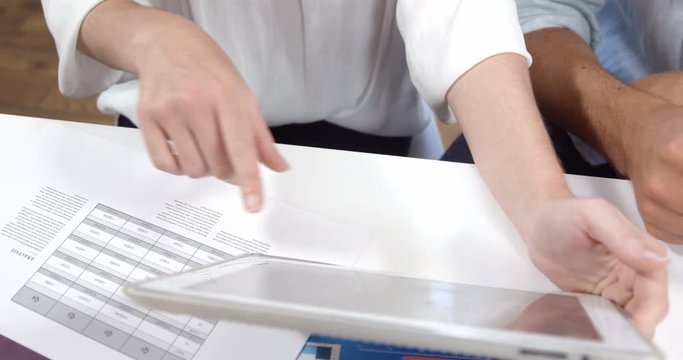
[74,221,116,245]
[84,216,121,234]
[93,252,135,278]
[83,318,129,350]
[63,287,106,315]
[108,239,146,261]
[39,266,75,283]
[163,350,188,360]
[173,333,202,354]
[88,264,127,282]
[44,253,86,280]
[112,290,150,314]
[157,247,192,264]
[90,206,128,229]
[132,330,174,354]
[77,268,122,296]
[95,312,136,334]
[188,329,209,343]
[112,297,149,318]
[157,235,198,257]
[183,261,204,270]
[109,234,152,260]
[12,286,58,315]
[25,282,63,303]
[121,336,165,360]
[28,271,70,297]
[139,262,171,277]
[104,247,141,266]
[122,220,162,243]
[55,250,89,267]
[46,302,93,332]
[202,245,230,259]
[184,317,214,339]
[142,250,185,273]
[139,262,168,277]
[128,266,158,283]
[60,297,96,318]
[149,310,191,331]
[115,238,151,261]
[53,249,92,267]
[60,238,100,262]
[138,316,182,341]
[99,301,146,329]
[168,338,199,360]
[191,249,224,266]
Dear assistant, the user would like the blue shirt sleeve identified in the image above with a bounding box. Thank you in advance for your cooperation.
[515,0,605,49]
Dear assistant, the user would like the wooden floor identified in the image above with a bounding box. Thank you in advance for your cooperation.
[0,0,113,125]
[0,0,460,145]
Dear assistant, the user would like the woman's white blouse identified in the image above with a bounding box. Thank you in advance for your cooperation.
[41,0,530,158]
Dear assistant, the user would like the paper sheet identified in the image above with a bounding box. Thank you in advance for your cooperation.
[0,123,369,360]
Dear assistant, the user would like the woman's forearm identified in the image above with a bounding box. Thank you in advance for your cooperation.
[446,53,571,238]
[78,0,208,75]
[77,0,278,212]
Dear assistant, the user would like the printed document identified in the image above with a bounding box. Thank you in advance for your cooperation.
[0,123,369,360]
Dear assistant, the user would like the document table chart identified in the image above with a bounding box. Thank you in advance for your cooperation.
[11,204,230,360]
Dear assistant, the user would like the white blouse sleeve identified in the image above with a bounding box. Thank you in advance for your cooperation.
[396,0,532,121]
[41,0,151,97]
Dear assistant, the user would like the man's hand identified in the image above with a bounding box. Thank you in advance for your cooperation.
[525,197,669,337]
[79,1,288,212]
[609,73,683,243]
[619,105,683,244]
[525,28,683,244]
[633,72,683,106]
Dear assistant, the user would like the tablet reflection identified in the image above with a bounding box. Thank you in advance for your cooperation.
[506,294,601,340]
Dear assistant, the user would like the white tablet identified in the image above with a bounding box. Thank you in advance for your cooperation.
[125,254,661,360]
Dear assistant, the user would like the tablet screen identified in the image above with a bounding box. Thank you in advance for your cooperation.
[185,261,602,341]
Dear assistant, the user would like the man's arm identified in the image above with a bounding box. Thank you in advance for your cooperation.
[633,72,683,106]
[526,27,683,243]
[525,28,666,174]
[76,0,288,212]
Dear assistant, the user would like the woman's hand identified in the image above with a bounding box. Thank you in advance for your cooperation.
[446,53,669,337]
[525,197,669,337]
[134,19,288,212]
[79,1,288,212]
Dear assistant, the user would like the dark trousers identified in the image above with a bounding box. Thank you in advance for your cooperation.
[117,116,411,157]
[440,121,620,179]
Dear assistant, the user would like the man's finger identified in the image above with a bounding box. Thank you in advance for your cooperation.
[641,169,683,216]
[644,221,683,245]
[639,199,683,238]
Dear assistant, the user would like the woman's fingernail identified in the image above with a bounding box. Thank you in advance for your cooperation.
[644,250,668,262]
[244,192,261,212]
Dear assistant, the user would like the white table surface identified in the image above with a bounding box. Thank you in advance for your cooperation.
[1,114,681,358]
